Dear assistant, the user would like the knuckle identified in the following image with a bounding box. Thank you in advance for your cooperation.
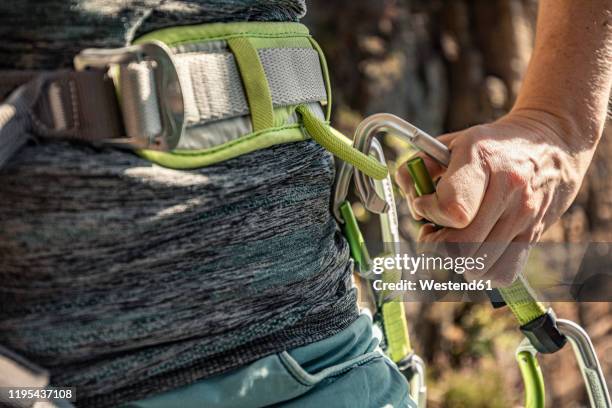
[519,198,538,217]
[472,137,490,153]
[490,271,516,287]
[454,130,487,157]
[467,138,489,160]
[507,175,537,218]
[467,130,494,155]
[504,168,529,190]
[439,198,471,228]
[407,200,421,219]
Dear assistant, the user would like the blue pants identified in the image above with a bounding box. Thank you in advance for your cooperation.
[123,314,416,407]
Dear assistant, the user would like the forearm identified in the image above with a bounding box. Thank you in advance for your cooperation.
[512,0,612,165]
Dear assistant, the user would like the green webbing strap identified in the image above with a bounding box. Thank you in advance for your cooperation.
[498,277,547,326]
[296,105,388,180]
[382,301,413,363]
[339,201,413,363]
[339,201,371,271]
[227,37,274,132]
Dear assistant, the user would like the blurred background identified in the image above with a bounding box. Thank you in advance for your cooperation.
[304,1,611,407]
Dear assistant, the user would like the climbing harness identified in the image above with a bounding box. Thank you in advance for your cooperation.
[0,22,386,179]
[335,112,611,408]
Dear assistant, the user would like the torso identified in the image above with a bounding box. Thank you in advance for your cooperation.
[0,2,357,407]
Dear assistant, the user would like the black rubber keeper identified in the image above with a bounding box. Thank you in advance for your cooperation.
[520,308,567,354]
[487,288,507,308]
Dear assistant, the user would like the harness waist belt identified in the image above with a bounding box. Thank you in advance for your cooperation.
[0,43,327,158]
[0,22,390,179]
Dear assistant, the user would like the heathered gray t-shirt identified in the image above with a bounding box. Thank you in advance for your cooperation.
[0,2,358,407]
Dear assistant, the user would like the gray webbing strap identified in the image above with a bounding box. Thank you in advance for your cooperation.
[259,48,327,106]
[0,69,123,169]
[0,85,32,169]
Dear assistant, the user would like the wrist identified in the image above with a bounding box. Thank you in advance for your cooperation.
[505,106,598,172]
[489,108,592,225]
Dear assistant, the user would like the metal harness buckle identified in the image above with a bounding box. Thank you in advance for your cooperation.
[74,41,185,151]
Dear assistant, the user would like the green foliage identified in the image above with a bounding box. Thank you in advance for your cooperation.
[440,367,510,408]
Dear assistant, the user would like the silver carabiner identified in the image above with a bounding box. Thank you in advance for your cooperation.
[369,138,400,255]
[398,353,428,408]
[333,113,450,221]
[557,319,611,407]
[516,319,611,408]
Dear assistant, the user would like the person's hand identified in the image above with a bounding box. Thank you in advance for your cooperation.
[395,110,592,285]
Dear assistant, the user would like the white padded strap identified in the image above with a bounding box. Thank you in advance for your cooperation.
[173,47,327,126]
